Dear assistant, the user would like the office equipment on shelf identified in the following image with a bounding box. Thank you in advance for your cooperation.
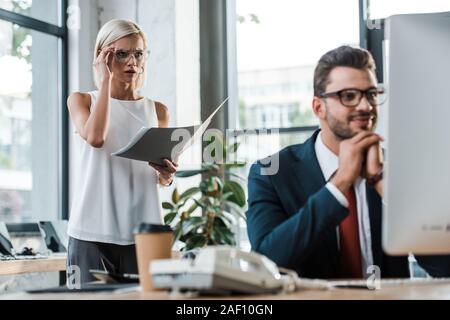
[0,222,14,257]
[6,222,49,256]
[0,222,50,260]
[150,246,284,295]
[383,11,450,255]
[39,221,68,253]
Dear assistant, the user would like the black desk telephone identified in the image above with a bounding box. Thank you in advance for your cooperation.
[0,221,68,259]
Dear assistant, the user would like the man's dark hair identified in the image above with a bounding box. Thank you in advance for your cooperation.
[313,45,377,96]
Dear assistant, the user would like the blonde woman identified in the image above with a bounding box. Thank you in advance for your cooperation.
[67,19,177,283]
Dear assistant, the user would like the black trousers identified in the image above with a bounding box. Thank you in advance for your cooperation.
[67,237,138,284]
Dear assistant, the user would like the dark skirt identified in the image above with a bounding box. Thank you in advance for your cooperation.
[66,236,138,284]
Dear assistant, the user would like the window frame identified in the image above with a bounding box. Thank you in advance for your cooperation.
[360,0,385,83]
[214,1,372,145]
[0,0,69,220]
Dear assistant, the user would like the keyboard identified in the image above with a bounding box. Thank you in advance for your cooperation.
[330,277,450,288]
[0,254,49,261]
[291,277,450,291]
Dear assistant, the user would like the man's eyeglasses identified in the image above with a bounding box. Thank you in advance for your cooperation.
[113,49,149,64]
[320,87,386,107]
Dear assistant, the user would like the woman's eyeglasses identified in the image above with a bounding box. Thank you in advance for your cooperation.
[112,49,150,64]
[320,87,386,107]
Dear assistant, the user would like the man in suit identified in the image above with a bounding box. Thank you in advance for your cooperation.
[246,45,450,279]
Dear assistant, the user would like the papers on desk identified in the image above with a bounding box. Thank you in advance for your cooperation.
[112,98,228,166]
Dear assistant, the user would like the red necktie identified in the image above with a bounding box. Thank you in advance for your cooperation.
[339,186,363,278]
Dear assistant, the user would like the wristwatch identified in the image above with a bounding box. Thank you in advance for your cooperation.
[367,169,383,186]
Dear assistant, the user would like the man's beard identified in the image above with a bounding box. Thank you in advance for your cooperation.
[326,107,377,140]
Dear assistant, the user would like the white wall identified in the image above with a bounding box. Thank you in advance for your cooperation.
[137,0,177,123]
[68,0,100,211]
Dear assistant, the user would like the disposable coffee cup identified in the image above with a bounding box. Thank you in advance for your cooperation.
[134,223,172,291]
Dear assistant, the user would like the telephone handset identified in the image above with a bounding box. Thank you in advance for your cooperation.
[150,246,284,295]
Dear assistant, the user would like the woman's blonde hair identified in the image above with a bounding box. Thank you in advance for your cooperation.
[93,19,149,89]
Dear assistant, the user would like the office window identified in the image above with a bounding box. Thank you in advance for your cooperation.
[229,0,360,249]
[0,2,67,222]
[0,0,60,25]
[234,0,359,159]
[369,0,450,19]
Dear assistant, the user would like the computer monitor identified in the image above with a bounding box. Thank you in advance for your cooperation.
[383,12,450,255]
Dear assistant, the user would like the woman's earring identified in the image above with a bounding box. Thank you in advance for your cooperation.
[140,67,145,75]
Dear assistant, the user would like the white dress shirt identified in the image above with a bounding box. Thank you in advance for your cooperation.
[315,132,374,278]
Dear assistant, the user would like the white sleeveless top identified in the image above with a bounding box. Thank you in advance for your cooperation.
[68,91,162,245]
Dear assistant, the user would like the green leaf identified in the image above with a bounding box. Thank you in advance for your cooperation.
[177,199,189,209]
[199,180,210,194]
[210,229,221,245]
[211,176,224,192]
[237,15,246,24]
[221,192,233,201]
[226,172,247,181]
[223,180,246,207]
[219,210,237,225]
[176,169,207,178]
[172,188,180,204]
[173,224,183,245]
[199,176,225,196]
[164,212,177,225]
[221,228,236,245]
[182,216,205,235]
[187,202,199,213]
[184,234,207,251]
[216,214,233,229]
[162,202,174,210]
[193,198,207,209]
[213,225,236,245]
[249,13,260,24]
[179,187,200,201]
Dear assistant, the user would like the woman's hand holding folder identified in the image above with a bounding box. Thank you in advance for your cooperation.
[149,158,178,186]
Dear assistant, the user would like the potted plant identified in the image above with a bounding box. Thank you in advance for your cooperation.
[162,137,247,251]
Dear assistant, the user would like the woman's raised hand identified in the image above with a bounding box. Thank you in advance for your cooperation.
[93,47,114,82]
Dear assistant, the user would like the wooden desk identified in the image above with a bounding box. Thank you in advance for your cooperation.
[2,282,450,300]
[0,256,66,276]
